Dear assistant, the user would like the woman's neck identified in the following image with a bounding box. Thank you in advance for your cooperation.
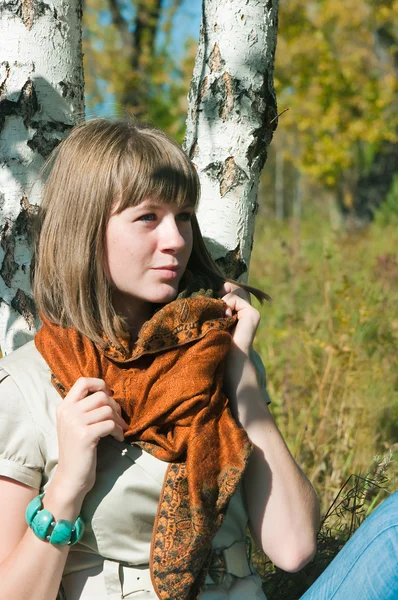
[112,292,153,341]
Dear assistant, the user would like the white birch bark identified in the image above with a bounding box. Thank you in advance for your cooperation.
[184,0,278,280]
[0,0,84,354]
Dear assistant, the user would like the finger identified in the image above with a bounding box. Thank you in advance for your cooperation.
[67,377,110,403]
[219,281,245,296]
[77,393,128,431]
[222,291,251,312]
[219,282,233,296]
[77,391,123,418]
[230,286,251,303]
[89,420,125,443]
[222,293,261,329]
[82,405,124,429]
[96,394,126,427]
[219,283,251,303]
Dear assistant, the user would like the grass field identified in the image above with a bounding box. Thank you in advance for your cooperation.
[250,211,397,515]
[248,211,397,596]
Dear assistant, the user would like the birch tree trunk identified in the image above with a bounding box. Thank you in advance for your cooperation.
[184,0,278,280]
[0,0,84,353]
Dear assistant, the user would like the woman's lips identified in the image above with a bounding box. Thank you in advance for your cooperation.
[152,265,180,280]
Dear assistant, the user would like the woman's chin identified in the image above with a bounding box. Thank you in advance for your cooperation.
[151,285,179,305]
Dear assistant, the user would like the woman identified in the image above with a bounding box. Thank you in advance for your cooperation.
[0,118,394,600]
[0,118,318,599]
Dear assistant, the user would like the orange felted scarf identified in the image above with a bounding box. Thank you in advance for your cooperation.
[35,293,253,600]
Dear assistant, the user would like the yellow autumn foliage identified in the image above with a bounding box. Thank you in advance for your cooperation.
[275,0,398,187]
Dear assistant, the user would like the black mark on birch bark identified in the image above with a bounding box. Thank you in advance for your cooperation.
[58,81,84,111]
[59,81,69,98]
[188,139,199,160]
[0,195,36,289]
[0,74,72,157]
[15,197,36,244]
[216,245,247,280]
[220,157,248,197]
[28,120,72,157]
[0,77,38,130]
[11,288,36,328]
[246,75,278,170]
[0,221,17,288]
[209,74,235,121]
[203,161,223,181]
[0,62,10,98]
[19,79,39,127]
[191,76,209,124]
[0,249,18,287]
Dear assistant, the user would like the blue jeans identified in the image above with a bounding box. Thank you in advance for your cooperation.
[301,491,398,599]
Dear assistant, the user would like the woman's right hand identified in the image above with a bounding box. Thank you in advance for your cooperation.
[54,377,128,500]
[0,377,128,599]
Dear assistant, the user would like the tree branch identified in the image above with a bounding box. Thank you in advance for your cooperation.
[107,0,133,49]
[133,0,162,69]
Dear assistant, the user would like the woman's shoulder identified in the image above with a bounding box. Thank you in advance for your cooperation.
[0,340,49,374]
[0,340,59,436]
[0,340,52,397]
[0,342,49,489]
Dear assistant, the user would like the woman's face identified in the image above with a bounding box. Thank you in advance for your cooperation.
[105,198,194,324]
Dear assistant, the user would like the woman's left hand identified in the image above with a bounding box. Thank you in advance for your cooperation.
[219,282,260,356]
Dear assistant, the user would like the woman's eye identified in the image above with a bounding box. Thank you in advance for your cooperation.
[138,213,157,222]
[176,212,193,222]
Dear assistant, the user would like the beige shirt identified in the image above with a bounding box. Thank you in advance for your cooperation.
[0,341,267,599]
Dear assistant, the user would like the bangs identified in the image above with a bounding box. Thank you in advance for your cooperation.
[115,127,200,213]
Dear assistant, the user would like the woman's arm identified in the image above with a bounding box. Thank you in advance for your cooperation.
[0,377,128,600]
[0,476,82,600]
[222,287,320,573]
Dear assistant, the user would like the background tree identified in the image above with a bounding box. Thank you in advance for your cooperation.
[184,0,278,280]
[0,0,84,354]
[269,0,397,221]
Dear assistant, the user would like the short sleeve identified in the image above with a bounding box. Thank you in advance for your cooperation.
[250,347,271,404]
[0,369,44,489]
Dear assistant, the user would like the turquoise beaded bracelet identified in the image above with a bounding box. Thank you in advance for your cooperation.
[25,493,85,546]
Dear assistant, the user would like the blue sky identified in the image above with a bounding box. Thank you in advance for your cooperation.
[162,0,202,54]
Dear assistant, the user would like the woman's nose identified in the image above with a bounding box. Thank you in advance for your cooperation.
[159,218,186,252]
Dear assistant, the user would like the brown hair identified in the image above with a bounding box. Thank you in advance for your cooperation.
[33,118,267,346]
